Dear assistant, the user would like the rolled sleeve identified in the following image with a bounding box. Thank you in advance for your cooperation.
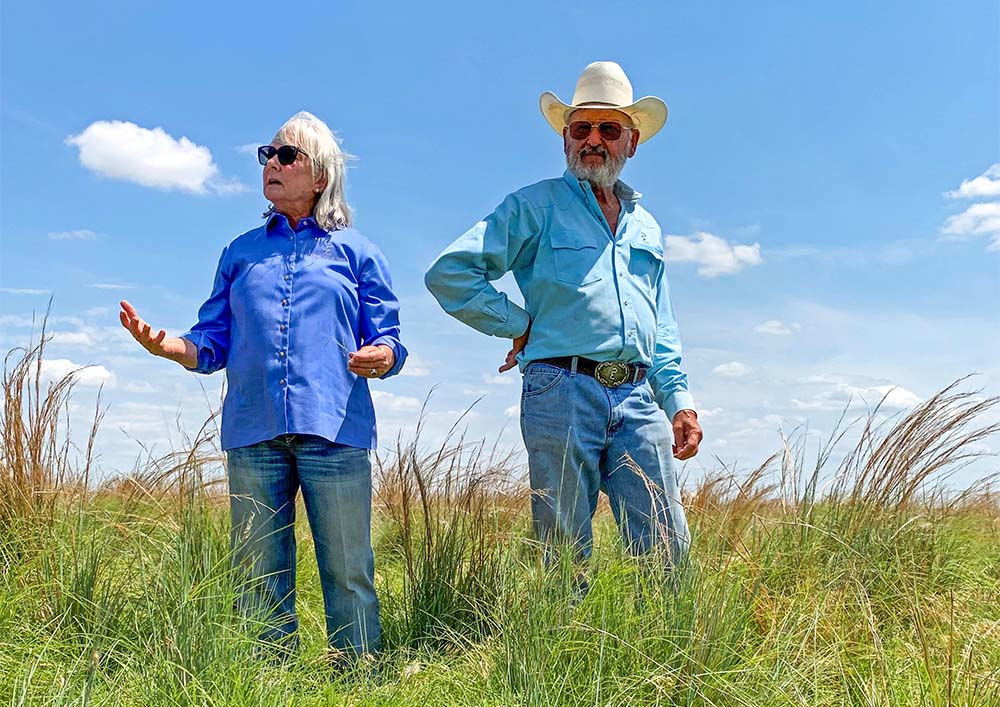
[424,193,537,339]
[181,246,232,374]
[359,244,408,379]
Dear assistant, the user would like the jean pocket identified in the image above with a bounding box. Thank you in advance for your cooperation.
[522,363,565,397]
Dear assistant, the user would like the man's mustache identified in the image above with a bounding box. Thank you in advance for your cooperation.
[578,145,608,158]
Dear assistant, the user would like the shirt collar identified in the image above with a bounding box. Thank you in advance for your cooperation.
[561,169,643,203]
[264,210,324,236]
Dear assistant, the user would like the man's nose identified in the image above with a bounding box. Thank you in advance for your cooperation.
[585,127,604,146]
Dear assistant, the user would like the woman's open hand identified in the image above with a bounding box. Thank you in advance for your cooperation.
[119,300,195,366]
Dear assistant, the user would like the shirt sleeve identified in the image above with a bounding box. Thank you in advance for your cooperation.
[423,191,539,339]
[648,261,697,420]
[181,246,232,374]
[359,243,408,378]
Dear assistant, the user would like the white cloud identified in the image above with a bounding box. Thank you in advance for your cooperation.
[712,361,751,378]
[663,231,763,277]
[66,120,248,195]
[399,355,431,377]
[49,331,95,347]
[237,143,259,154]
[49,229,98,241]
[88,283,135,290]
[945,164,1000,200]
[0,288,50,295]
[504,404,519,417]
[792,380,921,412]
[124,380,158,393]
[39,359,116,388]
[484,373,517,385]
[753,320,793,336]
[941,202,1000,243]
[371,390,421,413]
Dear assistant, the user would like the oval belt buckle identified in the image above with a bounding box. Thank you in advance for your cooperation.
[594,361,629,387]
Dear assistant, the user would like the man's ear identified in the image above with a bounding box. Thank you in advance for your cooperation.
[628,129,640,157]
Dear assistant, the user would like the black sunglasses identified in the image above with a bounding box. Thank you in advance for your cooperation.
[567,120,631,141]
[257,144,309,166]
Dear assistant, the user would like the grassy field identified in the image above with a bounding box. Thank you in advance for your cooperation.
[2,337,999,706]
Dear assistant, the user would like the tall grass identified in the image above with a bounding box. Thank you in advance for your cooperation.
[1,328,998,706]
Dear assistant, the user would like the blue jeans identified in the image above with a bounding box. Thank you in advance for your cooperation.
[226,434,380,654]
[520,362,691,564]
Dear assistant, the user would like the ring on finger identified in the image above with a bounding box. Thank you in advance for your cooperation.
[369,368,378,377]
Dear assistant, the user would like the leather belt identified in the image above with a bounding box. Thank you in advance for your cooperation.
[532,356,647,387]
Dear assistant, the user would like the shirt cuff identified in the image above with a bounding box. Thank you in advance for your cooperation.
[491,304,531,340]
[662,390,697,422]
[369,337,406,378]
[179,333,219,374]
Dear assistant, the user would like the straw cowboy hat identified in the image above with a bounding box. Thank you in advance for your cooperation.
[539,61,668,144]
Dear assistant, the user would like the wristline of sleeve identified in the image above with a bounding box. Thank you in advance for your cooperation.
[179,332,225,374]
[660,390,697,422]
[485,303,531,339]
[368,336,406,378]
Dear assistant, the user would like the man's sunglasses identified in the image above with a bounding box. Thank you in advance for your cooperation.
[567,120,631,141]
[257,145,309,166]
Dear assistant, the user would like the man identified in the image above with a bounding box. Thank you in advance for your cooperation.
[425,61,702,565]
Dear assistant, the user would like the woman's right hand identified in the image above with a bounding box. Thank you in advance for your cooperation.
[119,300,195,365]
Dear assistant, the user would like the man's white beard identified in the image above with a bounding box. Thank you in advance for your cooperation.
[566,147,627,188]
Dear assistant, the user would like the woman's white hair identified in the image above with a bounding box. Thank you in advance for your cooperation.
[270,111,353,230]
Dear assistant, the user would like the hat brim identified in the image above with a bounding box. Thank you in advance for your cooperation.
[539,91,668,144]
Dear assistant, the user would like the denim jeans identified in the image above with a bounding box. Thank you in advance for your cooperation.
[226,434,381,654]
[519,362,691,564]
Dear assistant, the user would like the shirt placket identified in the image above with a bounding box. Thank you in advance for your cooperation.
[278,224,295,425]
[582,184,635,359]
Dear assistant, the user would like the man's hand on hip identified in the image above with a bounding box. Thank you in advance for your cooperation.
[672,409,703,460]
[498,321,531,373]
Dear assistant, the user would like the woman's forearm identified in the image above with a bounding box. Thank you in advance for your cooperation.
[160,336,198,369]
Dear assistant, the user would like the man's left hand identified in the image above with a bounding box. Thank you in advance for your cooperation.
[672,409,703,460]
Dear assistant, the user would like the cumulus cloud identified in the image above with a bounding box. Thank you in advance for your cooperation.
[941,202,1000,250]
[945,164,1000,200]
[371,390,421,413]
[484,373,517,385]
[753,320,793,336]
[66,120,248,195]
[712,361,751,377]
[40,359,116,388]
[792,379,921,412]
[663,231,763,277]
[399,355,431,377]
[49,229,98,240]
[49,331,95,347]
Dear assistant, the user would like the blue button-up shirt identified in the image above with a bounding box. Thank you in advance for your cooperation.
[425,171,695,420]
[182,213,407,451]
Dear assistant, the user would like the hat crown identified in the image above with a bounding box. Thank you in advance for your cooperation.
[571,61,634,107]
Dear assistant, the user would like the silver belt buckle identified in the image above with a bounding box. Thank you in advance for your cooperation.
[594,361,629,387]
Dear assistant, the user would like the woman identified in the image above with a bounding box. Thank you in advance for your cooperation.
[120,111,406,660]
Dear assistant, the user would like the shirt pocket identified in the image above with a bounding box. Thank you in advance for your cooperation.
[628,233,664,289]
[550,230,603,286]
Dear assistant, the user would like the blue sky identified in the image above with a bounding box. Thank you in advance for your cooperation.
[2,0,998,485]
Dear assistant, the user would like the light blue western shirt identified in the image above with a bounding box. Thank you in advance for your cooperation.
[182,213,407,451]
[424,171,695,421]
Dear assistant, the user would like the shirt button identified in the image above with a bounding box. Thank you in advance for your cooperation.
[278,351,286,358]
[279,378,286,386]
[284,275,290,281]
[281,299,288,306]
[279,324,287,331]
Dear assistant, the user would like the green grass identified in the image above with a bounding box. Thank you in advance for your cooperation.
[2,334,999,705]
